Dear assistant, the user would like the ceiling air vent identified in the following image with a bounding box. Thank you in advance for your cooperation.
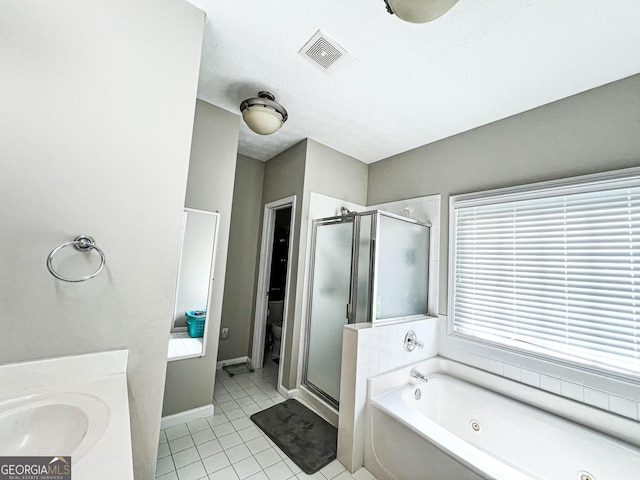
[299,30,348,73]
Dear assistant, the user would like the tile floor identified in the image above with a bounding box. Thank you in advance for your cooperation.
[156,359,376,480]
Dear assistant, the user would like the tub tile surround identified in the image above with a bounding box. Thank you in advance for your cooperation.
[338,316,439,473]
[438,315,640,421]
[364,357,640,480]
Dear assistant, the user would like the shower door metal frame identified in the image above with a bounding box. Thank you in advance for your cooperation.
[302,210,430,408]
[302,211,377,408]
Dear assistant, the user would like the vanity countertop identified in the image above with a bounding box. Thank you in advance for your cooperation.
[0,350,134,480]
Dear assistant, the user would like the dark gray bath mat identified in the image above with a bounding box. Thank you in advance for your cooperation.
[222,362,254,377]
[250,399,337,474]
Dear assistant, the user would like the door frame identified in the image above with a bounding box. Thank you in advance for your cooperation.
[250,196,296,387]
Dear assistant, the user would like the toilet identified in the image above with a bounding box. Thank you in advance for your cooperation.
[267,300,284,352]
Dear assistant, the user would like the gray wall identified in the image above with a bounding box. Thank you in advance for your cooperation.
[304,139,369,204]
[163,100,240,416]
[260,141,307,389]
[220,139,369,390]
[218,155,265,360]
[0,2,204,478]
[368,73,640,313]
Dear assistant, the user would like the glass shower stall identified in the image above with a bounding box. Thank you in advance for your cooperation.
[303,210,430,408]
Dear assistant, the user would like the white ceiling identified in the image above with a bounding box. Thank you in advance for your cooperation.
[190,0,640,164]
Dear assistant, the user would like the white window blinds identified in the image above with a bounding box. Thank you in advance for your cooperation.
[450,174,640,378]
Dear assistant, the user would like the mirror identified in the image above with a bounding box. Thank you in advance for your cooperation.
[168,208,219,360]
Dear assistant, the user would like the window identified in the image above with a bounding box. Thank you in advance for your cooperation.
[449,169,640,379]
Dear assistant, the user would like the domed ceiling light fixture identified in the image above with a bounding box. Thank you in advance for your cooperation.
[383,0,459,23]
[239,91,288,135]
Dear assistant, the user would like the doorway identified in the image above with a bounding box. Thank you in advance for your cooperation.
[251,196,296,391]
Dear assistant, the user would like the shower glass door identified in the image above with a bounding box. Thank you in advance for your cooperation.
[304,218,354,407]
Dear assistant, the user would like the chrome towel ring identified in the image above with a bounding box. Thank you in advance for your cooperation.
[47,235,106,282]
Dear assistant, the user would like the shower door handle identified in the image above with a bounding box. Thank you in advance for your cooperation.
[346,303,352,322]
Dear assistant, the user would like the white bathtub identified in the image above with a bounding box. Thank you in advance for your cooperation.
[365,358,640,480]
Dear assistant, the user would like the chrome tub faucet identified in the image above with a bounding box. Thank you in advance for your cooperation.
[411,368,429,383]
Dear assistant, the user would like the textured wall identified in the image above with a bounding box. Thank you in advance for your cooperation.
[218,155,265,360]
[163,100,239,416]
[0,1,204,478]
[260,141,308,389]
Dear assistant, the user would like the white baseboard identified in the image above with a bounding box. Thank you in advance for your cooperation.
[161,404,214,430]
[216,356,249,369]
[278,385,299,399]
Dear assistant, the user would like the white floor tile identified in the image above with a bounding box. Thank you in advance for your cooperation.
[208,466,240,480]
[256,400,275,410]
[230,389,250,400]
[192,428,216,445]
[166,424,190,441]
[172,447,200,469]
[169,436,195,454]
[245,436,271,455]
[218,432,244,450]
[264,460,294,480]
[245,472,269,480]
[156,367,373,480]
[187,418,211,434]
[351,468,375,480]
[156,456,175,477]
[283,458,301,475]
[196,439,223,459]
[214,393,233,404]
[176,461,207,480]
[295,471,324,479]
[231,416,254,430]
[212,422,235,438]
[238,425,262,442]
[209,413,229,427]
[320,460,346,479]
[331,472,354,480]
[157,442,171,459]
[254,447,281,469]
[156,472,179,480]
[226,408,248,421]
[242,404,262,416]
[236,396,257,407]
[202,452,230,474]
[225,444,252,464]
[233,456,262,480]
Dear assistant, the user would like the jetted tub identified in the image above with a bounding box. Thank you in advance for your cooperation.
[365,357,640,480]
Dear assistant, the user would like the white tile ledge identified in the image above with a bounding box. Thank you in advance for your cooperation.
[168,332,203,361]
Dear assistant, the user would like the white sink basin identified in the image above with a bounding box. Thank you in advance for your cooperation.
[0,392,109,462]
[0,351,133,480]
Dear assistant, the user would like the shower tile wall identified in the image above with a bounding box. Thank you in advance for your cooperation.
[438,316,640,421]
[338,317,439,472]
